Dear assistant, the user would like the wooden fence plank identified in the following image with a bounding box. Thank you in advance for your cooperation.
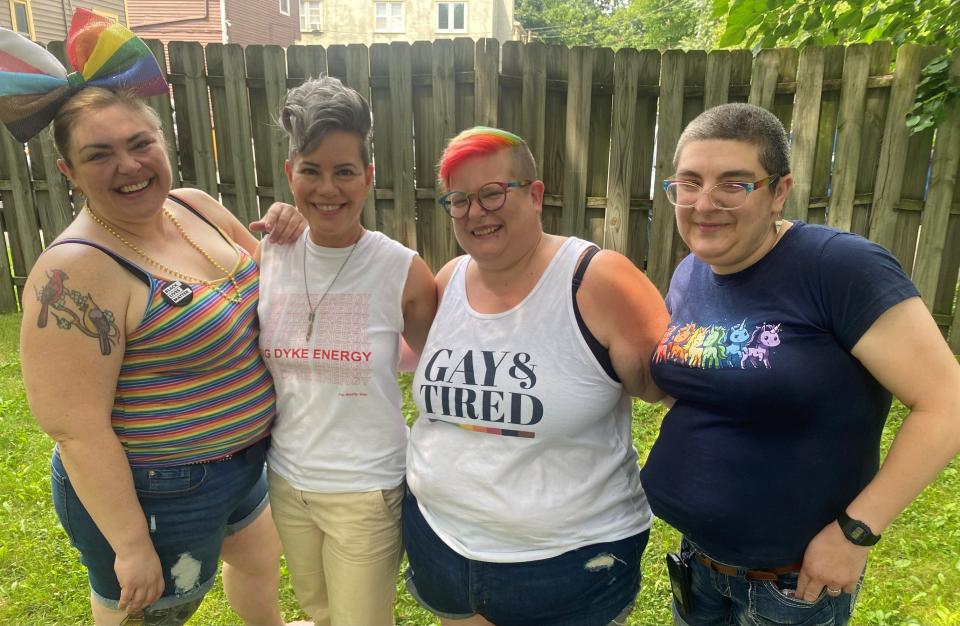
[369,44,395,237]
[412,42,440,268]
[541,44,568,234]
[829,44,872,231]
[31,127,73,243]
[603,48,640,254]
[587,47,615,246]
[168,42,217,195]
[785,46,825,221]
[561,47,593,237]
[388,42,416,250]
[648,50,686,293]
[454,38,476,132]
[326,45,347,82]
[521,41,547,177]
[475,38,499,127]
[499,41,523,136]
[247,45,292,208]
[344,44,375,230]
[728,50,754,104]
[286,44,327,82]
[209,44,258,225]
[772,49,800,131]
[749,49,780,110]
[869,44,935,252]
[142,39,180,191]
[627,49,661,269]
[852,42,893,235]
[430,39,459,270]
[0,130,41,277]
[806,46,844,225]
[704,50,732,109]
[913,50,960,307]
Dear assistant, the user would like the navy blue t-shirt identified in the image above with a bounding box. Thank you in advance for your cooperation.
[641,222,920,567]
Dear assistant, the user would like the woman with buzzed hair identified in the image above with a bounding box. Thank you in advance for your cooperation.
[257,76,436,626]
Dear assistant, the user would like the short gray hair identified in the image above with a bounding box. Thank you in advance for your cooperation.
[674,103,791,185]
[280,75,372,165]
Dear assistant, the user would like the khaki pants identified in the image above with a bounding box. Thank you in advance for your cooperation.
[268,469,403,626]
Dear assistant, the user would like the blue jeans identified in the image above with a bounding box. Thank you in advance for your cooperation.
[50,443,269,613]
[673,538,860,626]
[402,491,649,626]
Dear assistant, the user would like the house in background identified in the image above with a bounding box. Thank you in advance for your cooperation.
[298,0,516,46]
[125,0,300,48]
[2,0,128,42]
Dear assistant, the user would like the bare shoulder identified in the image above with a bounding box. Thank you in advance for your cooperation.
[581,249,655,295]
[168,187,233,227]
[436,254,467,299]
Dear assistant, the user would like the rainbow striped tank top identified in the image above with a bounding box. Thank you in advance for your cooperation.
[54,198,275,467]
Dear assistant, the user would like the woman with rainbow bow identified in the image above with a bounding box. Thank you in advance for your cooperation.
[8,9,304,626]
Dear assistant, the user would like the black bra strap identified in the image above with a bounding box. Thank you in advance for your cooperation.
[46,239,151,286]
[166,193,235,246]
[572,246,620,383]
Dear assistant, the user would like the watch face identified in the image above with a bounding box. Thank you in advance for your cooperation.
[849,526,868,541]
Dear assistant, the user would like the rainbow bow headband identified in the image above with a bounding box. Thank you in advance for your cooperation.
[0,8,168,143]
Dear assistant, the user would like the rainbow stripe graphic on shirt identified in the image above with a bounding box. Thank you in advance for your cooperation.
[653,320,783,369]
[429,418,537,438]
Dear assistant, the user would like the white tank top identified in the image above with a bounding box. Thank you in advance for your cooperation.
[407,237,651,562]
[259,229,415,492]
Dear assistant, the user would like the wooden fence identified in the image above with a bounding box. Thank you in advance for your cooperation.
[1,39,959,349]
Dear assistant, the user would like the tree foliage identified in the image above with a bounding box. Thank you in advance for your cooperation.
[515,0,718,51]
[712,0,959,133]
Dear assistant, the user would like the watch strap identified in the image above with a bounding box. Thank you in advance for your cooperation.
[837,510,881,546]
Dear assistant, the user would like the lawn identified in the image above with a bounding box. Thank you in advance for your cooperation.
[1,310,958,625]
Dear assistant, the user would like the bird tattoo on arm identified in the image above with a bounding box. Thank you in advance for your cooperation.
[34,268,121,356]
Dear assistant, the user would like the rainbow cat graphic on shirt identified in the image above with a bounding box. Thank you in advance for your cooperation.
[654,320,783,369]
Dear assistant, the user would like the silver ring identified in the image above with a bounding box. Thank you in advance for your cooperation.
[826,587,842,596]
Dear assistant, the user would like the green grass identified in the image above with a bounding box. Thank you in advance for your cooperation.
[1,311,958,625]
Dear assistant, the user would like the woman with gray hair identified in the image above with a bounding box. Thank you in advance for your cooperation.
[256,76,437,625]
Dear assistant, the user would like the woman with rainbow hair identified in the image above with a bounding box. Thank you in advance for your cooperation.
[403,126,670,625]
[8,10,304,625]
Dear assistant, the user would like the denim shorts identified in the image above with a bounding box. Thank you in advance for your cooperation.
[673,537,861,626]
[50,443,269,611]
[402,491,649,626]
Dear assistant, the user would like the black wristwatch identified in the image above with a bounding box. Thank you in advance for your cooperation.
[837,510,881,546]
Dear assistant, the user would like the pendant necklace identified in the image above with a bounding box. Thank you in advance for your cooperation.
[85,204,242,303]
[303,230,361,342]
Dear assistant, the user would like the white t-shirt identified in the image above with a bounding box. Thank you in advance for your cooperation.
[259,229,415,493]
[407,237,651,562]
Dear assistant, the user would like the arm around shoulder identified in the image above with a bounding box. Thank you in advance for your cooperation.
[170,187,261,255]
[401,255,438,358]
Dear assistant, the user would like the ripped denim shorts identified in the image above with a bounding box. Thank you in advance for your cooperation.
[50,444,268,612]
[402,490,649,626]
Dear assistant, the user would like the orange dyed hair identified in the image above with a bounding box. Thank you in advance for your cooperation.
[438,126,536,190]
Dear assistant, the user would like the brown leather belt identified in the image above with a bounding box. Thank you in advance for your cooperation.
[695,552,801,582]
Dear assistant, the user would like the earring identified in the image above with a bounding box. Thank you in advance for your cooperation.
[775,217,784,234]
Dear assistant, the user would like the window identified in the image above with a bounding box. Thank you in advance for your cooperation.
[10,0,35,39]
[437,2,466,33]
[374,2,404,33]
[300,0,322,31]
[279,0,290,16]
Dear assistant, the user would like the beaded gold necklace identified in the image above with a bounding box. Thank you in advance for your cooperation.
[85,204,242,303]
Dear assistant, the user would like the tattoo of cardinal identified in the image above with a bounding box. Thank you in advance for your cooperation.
[37,269,68,328]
